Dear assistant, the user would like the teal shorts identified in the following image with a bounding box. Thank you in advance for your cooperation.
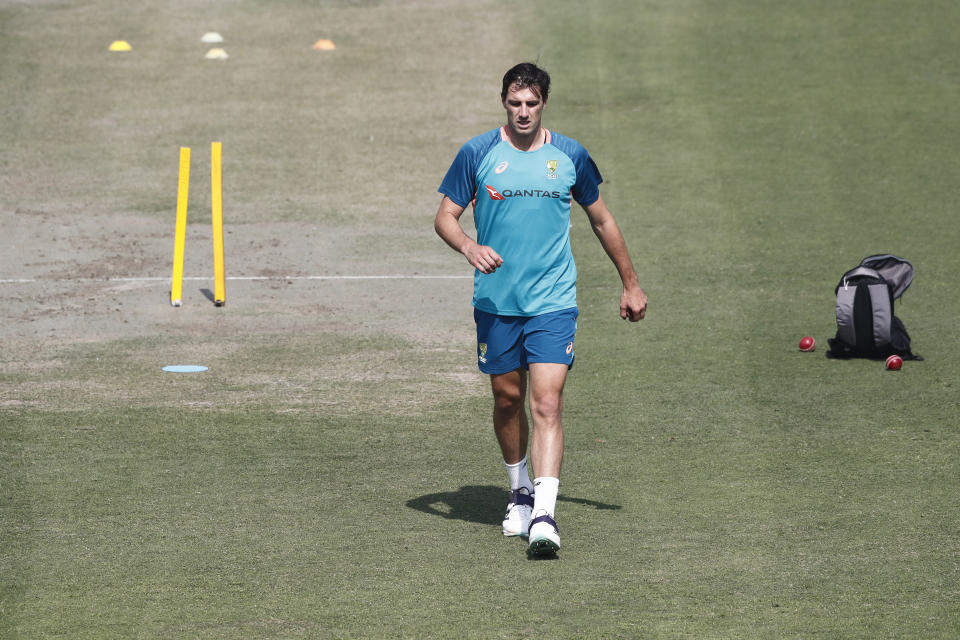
[474,307,578,375]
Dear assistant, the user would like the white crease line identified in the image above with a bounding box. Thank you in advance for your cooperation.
[1,275,472,284]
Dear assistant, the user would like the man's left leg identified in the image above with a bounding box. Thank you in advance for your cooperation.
[527,362,568,555]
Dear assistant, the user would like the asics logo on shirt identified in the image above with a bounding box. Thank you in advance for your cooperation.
[495,161,509,174]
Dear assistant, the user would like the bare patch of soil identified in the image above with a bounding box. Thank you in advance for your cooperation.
[1,206,486,413]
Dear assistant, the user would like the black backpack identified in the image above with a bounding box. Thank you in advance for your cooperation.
[826,254,922,361]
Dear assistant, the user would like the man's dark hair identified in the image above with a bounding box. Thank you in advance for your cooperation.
[501,62,551,102]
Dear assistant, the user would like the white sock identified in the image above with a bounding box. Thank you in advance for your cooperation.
[532,476,559,518]
[504,457,534,493]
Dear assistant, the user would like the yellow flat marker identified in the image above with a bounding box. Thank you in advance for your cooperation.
[312,39,336,51]
[211,142,226,306]
[205,48,229,59]
[109,40,132,52]
[170,147,190,306]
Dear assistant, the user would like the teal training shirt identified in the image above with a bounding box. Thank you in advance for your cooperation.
[439,127,603,317]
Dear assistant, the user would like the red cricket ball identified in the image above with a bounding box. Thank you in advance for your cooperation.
[885,354,903,371]
[799,336,816,352]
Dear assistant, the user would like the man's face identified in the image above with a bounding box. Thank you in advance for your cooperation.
[503,84,545,139]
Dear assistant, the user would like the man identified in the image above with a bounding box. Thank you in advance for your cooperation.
[434,62,647,556]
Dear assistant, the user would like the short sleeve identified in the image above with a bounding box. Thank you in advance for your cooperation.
[550,132,604,207]
[438,145,476,208]
[570,154,602,206]
[438,128,502,208]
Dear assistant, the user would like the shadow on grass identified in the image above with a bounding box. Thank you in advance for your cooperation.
[405,485,621,526]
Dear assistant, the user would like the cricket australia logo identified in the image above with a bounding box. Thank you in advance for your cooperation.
[546,159,559,180]
[478,343,488,364]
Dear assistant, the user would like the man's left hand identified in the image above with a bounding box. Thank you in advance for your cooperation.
[620,287,647,322]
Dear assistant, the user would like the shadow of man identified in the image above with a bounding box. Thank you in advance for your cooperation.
[406,485,621,526]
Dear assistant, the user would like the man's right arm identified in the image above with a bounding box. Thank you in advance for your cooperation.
[434,196,503,274]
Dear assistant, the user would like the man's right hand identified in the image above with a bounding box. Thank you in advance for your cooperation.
[464,243,503,274]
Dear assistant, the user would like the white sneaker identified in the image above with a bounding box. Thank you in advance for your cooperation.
[502,489,534,538]
[527,511,560,556]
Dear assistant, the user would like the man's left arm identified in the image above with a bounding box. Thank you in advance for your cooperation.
[582,194,648,321]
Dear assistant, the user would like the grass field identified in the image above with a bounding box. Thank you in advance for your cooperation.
[2,1,959,638]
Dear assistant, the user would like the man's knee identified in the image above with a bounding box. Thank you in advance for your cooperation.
[530,391,562,423]
[491,371,526,412]
[493,385,524,414]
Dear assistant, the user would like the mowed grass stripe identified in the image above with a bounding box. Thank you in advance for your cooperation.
[540,1,959,637]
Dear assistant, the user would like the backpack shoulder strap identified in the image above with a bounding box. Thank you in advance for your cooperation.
[835,284,858,347]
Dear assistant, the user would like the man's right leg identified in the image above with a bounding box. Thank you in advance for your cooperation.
[475,310,534,536]
[491,368,528,465]
[491,369,534,536]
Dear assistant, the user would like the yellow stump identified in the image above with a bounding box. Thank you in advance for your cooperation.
[211,141,226,306]
[171,147,190,306]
